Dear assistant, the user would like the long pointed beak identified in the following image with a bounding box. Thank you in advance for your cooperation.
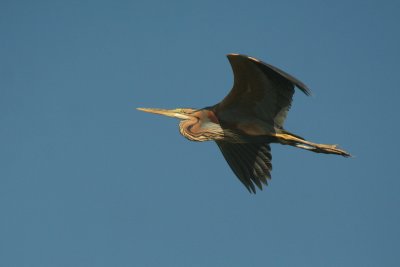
[136,107,190,120]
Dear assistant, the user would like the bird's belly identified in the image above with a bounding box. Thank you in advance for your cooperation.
[236,120,276,136]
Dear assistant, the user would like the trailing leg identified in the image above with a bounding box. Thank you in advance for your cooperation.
[274,133,351,157]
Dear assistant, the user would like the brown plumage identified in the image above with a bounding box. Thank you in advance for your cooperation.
[137,54,350,193]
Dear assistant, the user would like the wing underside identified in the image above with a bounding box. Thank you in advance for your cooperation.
[216,54,311,129]
[216,141,272,193]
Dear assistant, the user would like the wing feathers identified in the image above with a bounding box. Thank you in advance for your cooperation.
[217,54,311,128]
[218,143,256,193]
[251,56,311,96]
[216,141,272,193]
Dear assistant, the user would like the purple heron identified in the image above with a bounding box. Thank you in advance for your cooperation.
[138,54,350,193]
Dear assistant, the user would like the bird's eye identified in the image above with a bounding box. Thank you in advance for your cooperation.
[179,109,190,114]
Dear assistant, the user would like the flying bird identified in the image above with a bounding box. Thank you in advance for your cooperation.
[137,54,350,193]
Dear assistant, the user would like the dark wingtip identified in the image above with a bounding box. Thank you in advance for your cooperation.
[299,84,312,96]
[249,186,257,194]
[292,76,312,96]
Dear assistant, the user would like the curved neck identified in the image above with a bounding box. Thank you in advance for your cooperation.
[179,114,224,142]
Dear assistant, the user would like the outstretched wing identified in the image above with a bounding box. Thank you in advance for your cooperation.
[216,54,311,128]
[216,141,272,193]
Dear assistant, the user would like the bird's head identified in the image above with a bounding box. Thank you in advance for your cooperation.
[136,107,197,120]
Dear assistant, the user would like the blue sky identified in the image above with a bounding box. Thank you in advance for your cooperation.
[1,0,399,266]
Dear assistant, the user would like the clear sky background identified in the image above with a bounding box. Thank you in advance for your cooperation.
[1,0,399,266]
